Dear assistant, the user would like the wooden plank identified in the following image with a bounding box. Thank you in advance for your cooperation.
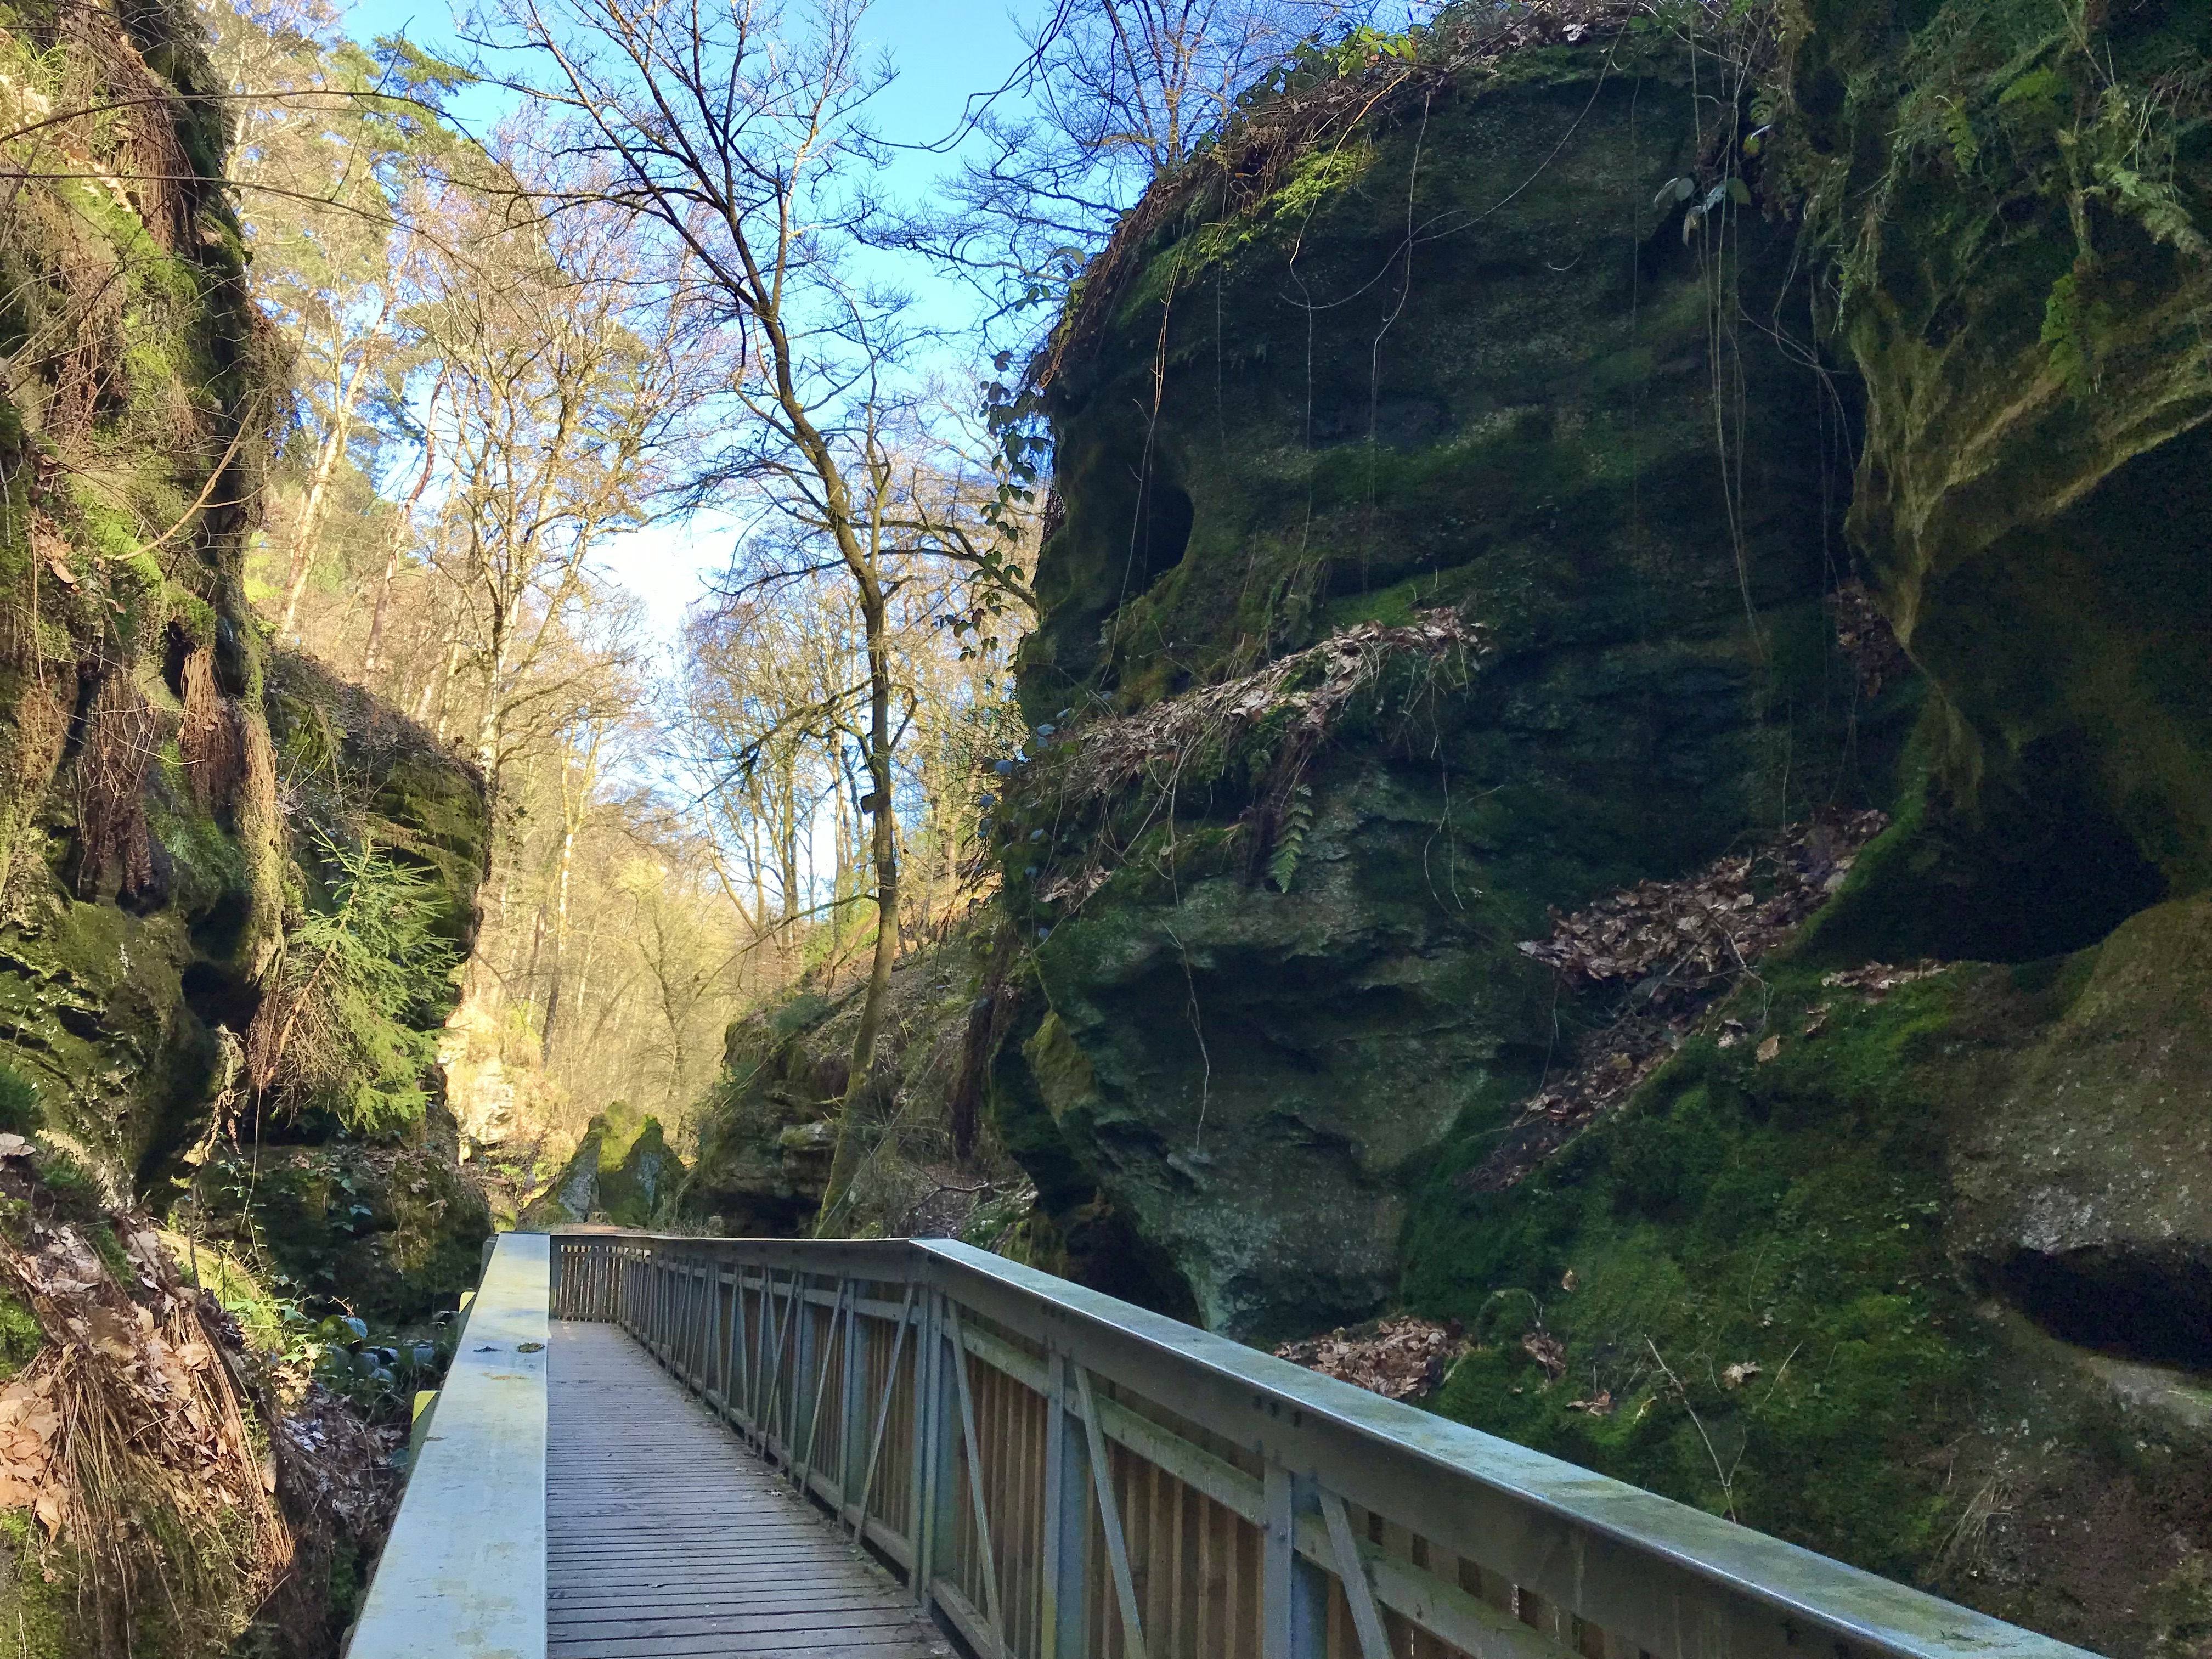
[546,1322,955,1659]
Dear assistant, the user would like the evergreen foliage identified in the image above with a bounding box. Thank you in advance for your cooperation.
[251,831,460,1132]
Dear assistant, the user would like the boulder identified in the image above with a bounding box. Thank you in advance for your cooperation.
[521,1102,682,1229]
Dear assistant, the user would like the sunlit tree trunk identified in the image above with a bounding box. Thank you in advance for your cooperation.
[362,377,445,680]
[280,301,392,631]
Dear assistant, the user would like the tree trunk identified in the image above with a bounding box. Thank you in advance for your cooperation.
[816,594,898,1234]
[424,634,464,733]
[541,727,597,1064]
[280,318,387,633]
[363,380,444,679]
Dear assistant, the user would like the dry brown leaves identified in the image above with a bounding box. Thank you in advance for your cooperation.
[0,1372,63,1520]
[1462,810,1893,1193]
[1037,612,1485,907]
[1827,582,1914,705]
[0,1138,295,1650]
[1820,961,1950,1001]
[1274,1316,1468,1402]
[269,1383,400,1544]
[1516,810,1889,1000]
[0,1215,285,1559]
[1520,1330,1567,1383]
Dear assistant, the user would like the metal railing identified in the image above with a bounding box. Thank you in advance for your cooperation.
[551,1233,2087,1659]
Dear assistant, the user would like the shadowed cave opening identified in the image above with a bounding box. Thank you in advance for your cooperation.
[1122,469,1193,599]
[1996,1245,2212,1372]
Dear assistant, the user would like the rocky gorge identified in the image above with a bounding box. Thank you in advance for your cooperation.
[676,2,2212,1653]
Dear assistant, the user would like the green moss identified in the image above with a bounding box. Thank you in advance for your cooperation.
[0,1065,37,1135]
[0,1288,42,1383]
[1408,967,1977,1575]
[1787,0,2212,900]
[0,1511,67,1659]
[195,1145,492,1323]
[163,1233,284,1352]
[2149,1555,2212,1659]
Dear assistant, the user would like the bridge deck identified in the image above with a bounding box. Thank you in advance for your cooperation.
[546,1321,953,1658]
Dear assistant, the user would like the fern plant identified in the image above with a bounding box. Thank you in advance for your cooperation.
[249,829,459,1132]
[1267,784,1315,893]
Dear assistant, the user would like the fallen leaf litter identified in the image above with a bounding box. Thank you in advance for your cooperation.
[1463,810,1902,1194]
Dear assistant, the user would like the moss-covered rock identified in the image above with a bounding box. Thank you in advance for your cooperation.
[0,0,283,1197]
[1000,29,1903,1339]
[680,930,1030,1242]
[0,0,484,1204]
[1786,0,2212,927]
[957,4,2211,1640]
[1407,894,2212,1655]
[522,1101,682,1229]
[191,1140,491,1323]
[262,650,489,960]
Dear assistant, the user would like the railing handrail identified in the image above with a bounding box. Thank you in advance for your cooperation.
[353,1231,548,1659]
[552,1230,2092,1659]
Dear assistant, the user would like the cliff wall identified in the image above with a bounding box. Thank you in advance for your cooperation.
[681,3,2210,1649]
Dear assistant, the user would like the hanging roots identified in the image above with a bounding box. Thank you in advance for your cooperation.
[179,647,245,816]
[70,666,165,902]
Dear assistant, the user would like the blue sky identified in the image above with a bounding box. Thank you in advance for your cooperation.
[338,0,1045,641]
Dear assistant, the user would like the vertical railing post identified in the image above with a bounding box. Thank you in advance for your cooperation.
[706,1261,721,1402]
[790,1272,814,1463]
[691,1263,707,1386]
[838,1274,865,1509]
[1265,1462,1329,1658]
[910,1288,958,1612]
[1039,1348,1088,1659]
[732,1267,751,1431]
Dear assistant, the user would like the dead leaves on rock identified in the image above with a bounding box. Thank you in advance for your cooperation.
[270,1381,400,1543]
[1516,809,1889,999]
[0,1194,301,1653]
[1274,1316,1469,1402]
[1055,612,1483,794]
[1520,1330,1567,1383]
[0,1373,61,1517]
[1032,613,1487,909]
[0,1218,286,1557]
[1821,961,1949,1000]
[1463,811,1895,1194]
[1827,582,1913,705]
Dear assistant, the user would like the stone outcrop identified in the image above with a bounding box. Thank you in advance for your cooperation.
[995,27,1895,1340]
[522,1101,682,1229]
[0,0,490,1317]
[684,4,2210,1649]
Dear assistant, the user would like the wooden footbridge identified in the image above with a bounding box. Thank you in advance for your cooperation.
[342,1232,2095,1659]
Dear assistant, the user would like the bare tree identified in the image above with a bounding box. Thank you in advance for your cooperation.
[924,0,1392,315]
[474,0,1033,1229]
[420,185,685,801]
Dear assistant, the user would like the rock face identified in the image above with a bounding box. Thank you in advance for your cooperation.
[679,934,1032,1244]
[0,0,490,1324]
[0,0,286,1196]
[522,1102,681,1229]
[996,28,1897,1340]
[955,4,2212,1650]
[1783,0,2212,962]
[1950,895,2212,1369]
[193,1136,493,1325]
[673,3,2207,1646]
